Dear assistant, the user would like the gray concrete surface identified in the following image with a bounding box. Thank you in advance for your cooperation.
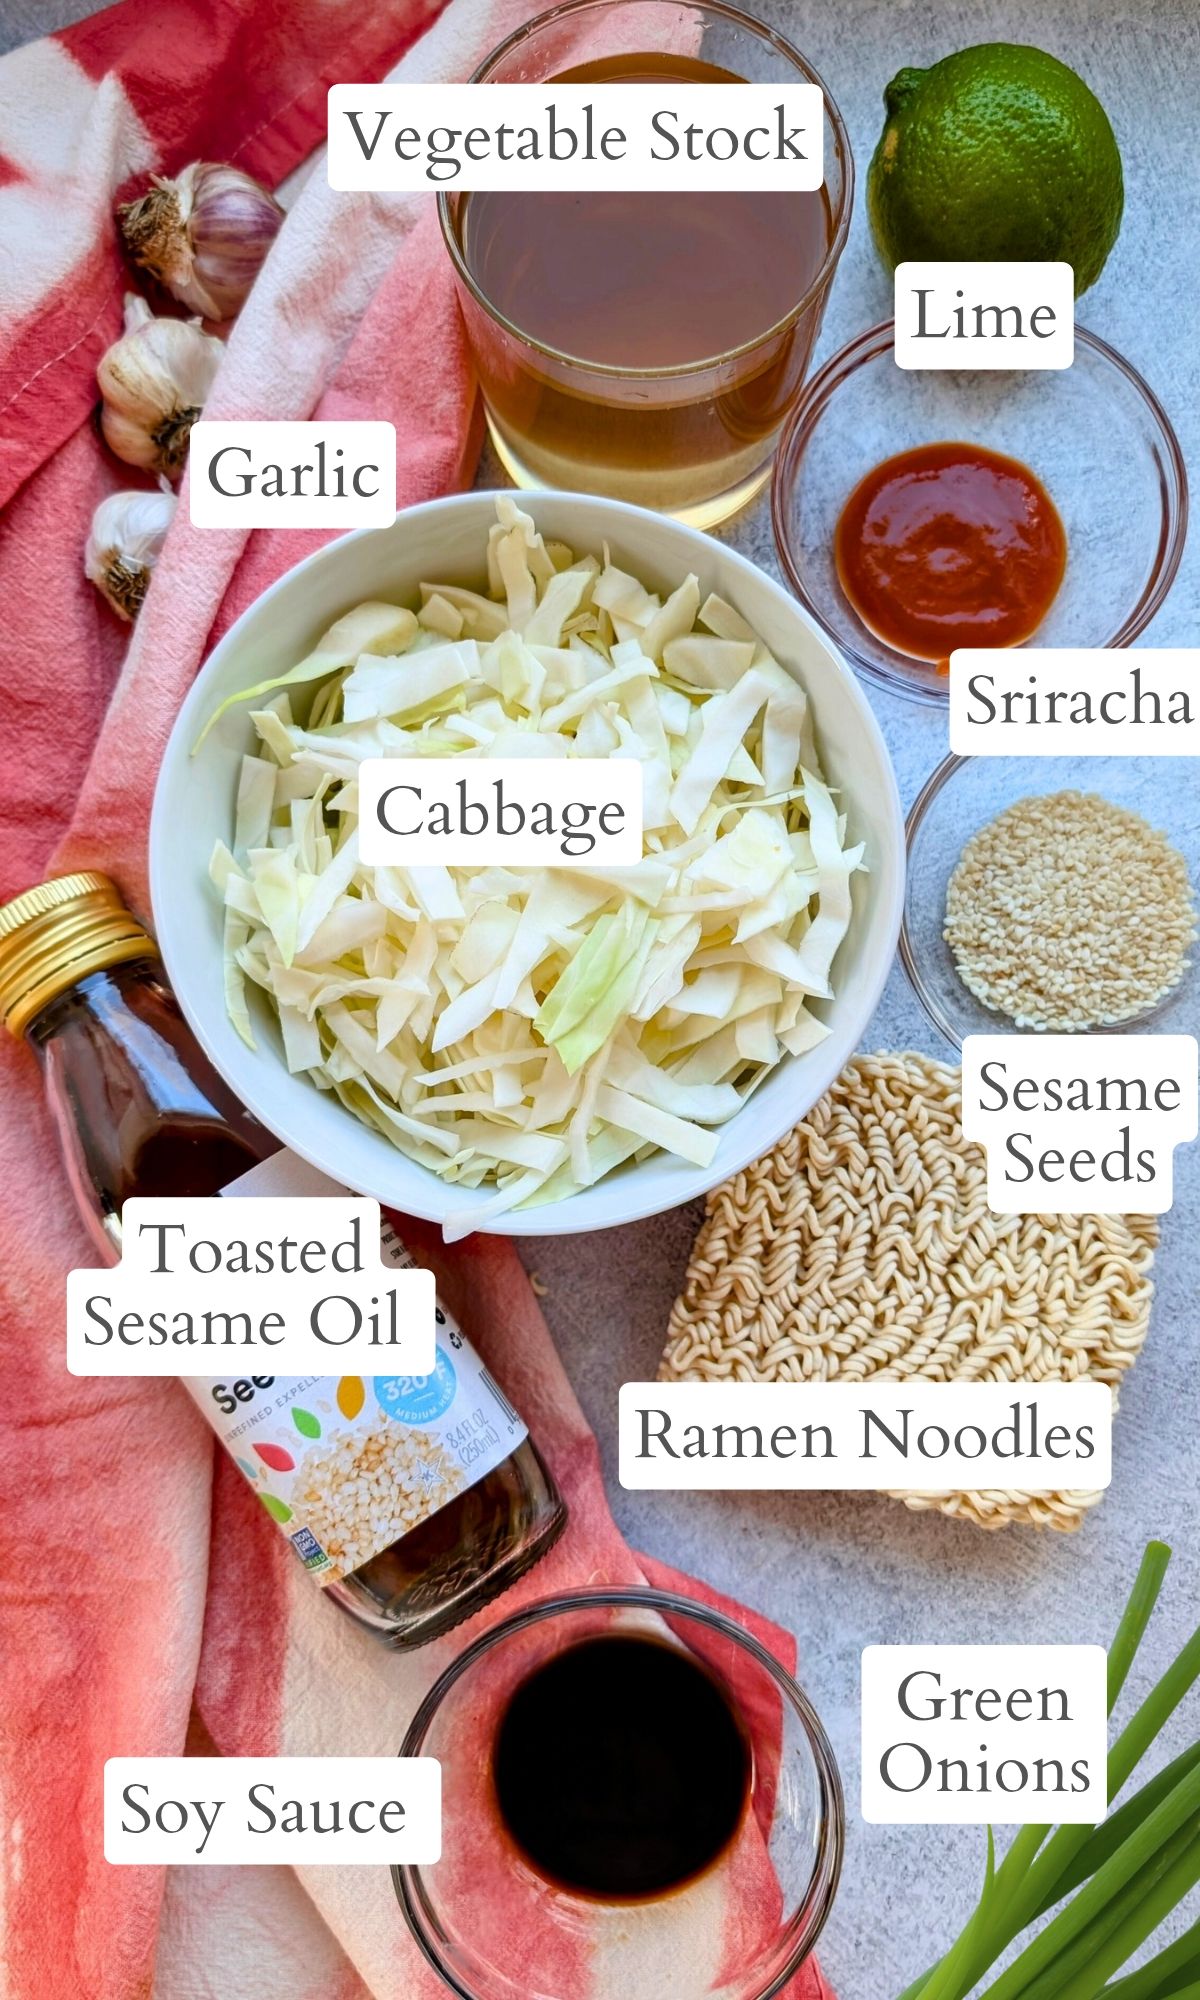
[3,0,1198,1992]
[0,0,91,46]
[504,6,1200,1992]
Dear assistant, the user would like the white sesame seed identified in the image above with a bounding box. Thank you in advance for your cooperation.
[944,791,1196,1032]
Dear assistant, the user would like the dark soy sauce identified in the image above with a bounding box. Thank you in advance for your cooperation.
[492,1634,751,1900]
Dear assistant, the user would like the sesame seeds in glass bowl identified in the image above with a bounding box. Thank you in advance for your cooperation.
[900,754,1200,1050]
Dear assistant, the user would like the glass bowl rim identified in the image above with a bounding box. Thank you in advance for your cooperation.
[899,749,973,1050]
[436,0,854,381]
[392,1582,846,2000]
[770,317,1190,708]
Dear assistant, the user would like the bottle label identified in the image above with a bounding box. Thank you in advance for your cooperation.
[184,1151,527,1584]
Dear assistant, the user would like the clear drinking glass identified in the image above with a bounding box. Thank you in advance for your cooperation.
[439,0,852,527]
[394,1585,844,2000]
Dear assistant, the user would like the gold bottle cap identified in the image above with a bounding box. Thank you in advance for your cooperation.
[0,871,157,1039]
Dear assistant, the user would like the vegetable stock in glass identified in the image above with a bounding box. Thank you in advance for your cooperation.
[448,46,840,522]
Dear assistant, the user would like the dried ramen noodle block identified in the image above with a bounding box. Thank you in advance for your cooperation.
[660,1052,1159,1531]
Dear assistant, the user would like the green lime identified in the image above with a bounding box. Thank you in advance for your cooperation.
[868,43,1124,296]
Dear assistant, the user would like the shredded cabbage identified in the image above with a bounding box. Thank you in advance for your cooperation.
[206,497,864,1237]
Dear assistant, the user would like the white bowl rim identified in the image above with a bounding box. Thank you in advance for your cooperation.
[150,488,905,1236]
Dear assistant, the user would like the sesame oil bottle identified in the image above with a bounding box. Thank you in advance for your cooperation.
[0,872,566,1646]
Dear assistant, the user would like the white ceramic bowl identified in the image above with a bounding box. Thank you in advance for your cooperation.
[150,491,904,1235]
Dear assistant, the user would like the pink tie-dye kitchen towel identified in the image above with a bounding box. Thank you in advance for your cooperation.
[0,3,838,1996]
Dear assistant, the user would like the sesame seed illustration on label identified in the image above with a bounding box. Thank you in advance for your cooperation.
[186,1223,525,1583]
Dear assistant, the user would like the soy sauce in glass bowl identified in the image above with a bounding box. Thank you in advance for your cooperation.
[394,1586,844,2000]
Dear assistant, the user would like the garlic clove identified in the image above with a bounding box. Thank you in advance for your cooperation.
[119,161,284,321]
[97,293,224,480]
[85,486,178,620]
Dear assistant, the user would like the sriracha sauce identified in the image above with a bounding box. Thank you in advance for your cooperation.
[835,441,1067,667]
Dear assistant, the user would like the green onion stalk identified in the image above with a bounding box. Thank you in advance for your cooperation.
[896,1544,1200,2000]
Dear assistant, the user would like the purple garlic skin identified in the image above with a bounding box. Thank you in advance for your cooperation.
[119,161,284,321]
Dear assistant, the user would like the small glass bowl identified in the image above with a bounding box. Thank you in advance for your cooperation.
[901,752,1200,1050]
[771,321,1188,704]
[393,1586,844,2000]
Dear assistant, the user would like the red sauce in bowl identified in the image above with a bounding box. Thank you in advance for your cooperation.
[834,441,1067,666]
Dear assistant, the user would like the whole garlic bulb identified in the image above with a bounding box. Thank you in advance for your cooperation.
[97,294,223,480]
[118,161,284,321]
[85,487,177,621]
